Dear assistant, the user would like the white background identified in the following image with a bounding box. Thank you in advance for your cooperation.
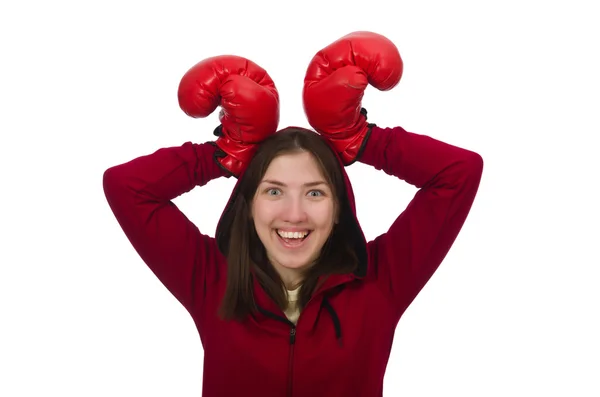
[1,0,599,396]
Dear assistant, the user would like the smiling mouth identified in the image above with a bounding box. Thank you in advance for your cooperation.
[277,230,310,239]
[275,229,311,248]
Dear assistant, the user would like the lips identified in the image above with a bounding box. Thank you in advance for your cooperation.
[275,229,311,249]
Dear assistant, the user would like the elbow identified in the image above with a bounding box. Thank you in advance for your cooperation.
[455,148,483,179]
[102,166,117,191]
[467,151,484,179]
[446,151,483,192]
[102,165,126,199]
[460,151,484,195]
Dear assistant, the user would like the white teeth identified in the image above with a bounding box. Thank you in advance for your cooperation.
[277,230,309,239]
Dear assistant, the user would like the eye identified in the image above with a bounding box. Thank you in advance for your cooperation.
[307,190,324,197]
[266,188,281,196]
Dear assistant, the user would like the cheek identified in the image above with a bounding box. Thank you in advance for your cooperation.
[252,200,277,227]
[312,203,336,229]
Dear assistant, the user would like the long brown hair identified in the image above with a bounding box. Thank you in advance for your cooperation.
[215,127,360,321]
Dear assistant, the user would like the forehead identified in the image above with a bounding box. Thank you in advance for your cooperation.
[263,152,325,182]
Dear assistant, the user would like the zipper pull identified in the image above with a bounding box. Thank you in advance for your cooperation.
[289,328,296,345]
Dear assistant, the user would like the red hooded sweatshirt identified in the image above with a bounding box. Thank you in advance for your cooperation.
[103,125,483,396]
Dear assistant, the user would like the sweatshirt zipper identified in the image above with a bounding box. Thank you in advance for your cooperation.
[284,285,331,397]
[287,326,296,397]
[260,286,334,397]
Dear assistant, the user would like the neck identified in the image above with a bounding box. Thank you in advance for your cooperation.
[276,267,303,290]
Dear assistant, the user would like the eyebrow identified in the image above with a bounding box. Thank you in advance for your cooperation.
[261,179,327,188]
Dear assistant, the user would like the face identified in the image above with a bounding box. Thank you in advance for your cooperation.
[251,151,337,286]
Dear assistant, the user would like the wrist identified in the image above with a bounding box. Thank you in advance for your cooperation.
[214,135,259,178]
[334,109,374,166]
[207,141,235,178]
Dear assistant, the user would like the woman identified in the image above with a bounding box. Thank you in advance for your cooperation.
[103,32,483,397]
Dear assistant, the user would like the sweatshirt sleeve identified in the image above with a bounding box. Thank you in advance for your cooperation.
[102,141,229,313]
[359,125,483,318]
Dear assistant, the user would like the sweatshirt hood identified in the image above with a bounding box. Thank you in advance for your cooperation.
[214,127,369,280]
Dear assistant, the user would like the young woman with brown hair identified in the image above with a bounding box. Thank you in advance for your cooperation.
[103,31,483,397]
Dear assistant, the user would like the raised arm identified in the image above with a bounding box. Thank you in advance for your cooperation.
[103,54,280,315]
[103,142,228,311]
[303,31,482,318]
[359,125,483,317]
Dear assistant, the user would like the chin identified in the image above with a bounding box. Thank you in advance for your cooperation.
[274,256,314,271]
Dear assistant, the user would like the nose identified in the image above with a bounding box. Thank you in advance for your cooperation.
[283,196,308,223]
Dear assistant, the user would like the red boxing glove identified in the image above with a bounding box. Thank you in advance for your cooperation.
[178,55,280,177]
[302,31,403,165]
